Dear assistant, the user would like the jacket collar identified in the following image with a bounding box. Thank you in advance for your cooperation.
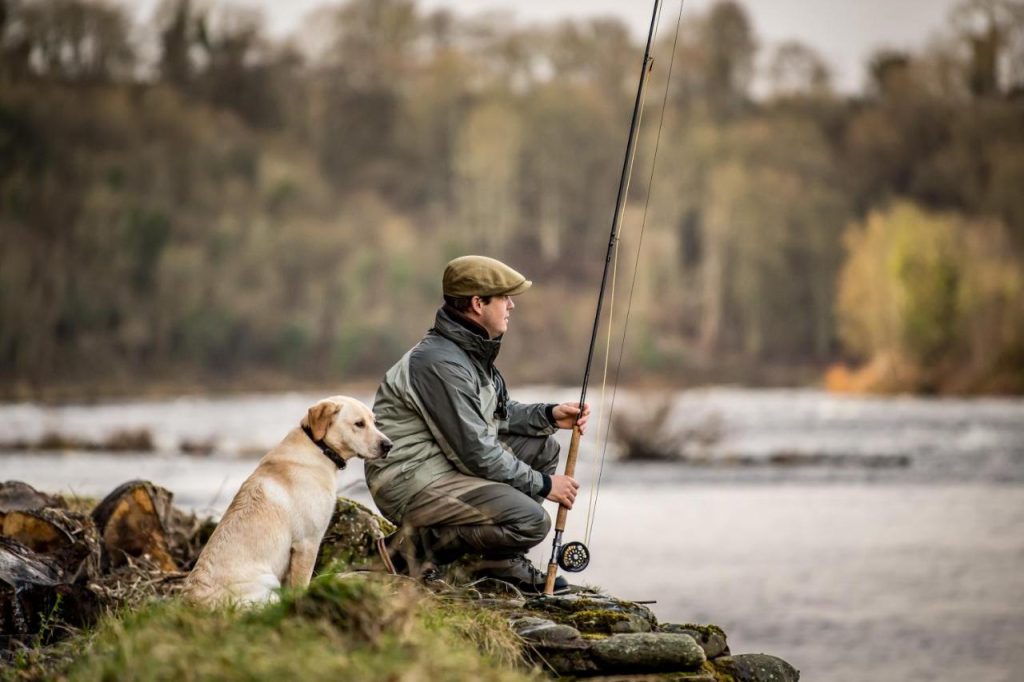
[433,305,502,365]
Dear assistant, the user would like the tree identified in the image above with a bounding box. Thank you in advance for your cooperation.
[949,0,1024,96]
[10,0,133,81]
[837,201,1024,391]
[702,0,756,115]
[767,41,831,98]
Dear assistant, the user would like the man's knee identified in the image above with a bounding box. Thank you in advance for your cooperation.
[538,436,560,475]
[519,502,551,545]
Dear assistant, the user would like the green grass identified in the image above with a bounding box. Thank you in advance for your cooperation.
[4,573,538,682]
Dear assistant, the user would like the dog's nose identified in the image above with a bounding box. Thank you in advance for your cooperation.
[380,440,393,457]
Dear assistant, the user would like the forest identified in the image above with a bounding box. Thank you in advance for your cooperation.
[1,0,1022,397]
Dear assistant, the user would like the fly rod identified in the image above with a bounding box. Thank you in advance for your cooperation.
[543,0,662,596]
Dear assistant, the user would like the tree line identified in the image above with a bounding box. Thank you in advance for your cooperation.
[0,0,1022,397]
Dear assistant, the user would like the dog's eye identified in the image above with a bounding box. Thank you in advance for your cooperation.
[354,420,366,428]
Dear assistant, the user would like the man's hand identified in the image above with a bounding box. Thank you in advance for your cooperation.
[546,474,580,508]
[552,402,591,433]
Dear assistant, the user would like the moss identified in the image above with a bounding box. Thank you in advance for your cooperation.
[679,623,726,639]
[703,659,735,682]
[525,595,657,634]
[566,609,632,633]
[314,498,396,573]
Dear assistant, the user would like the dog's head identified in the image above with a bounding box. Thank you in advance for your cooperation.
[302,396,392,461]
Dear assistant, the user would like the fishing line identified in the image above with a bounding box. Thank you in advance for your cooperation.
[544,0,685,594]
[585,0,687,548]
[581,0,669,544]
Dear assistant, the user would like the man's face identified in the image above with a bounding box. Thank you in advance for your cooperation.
[476,295,515,339]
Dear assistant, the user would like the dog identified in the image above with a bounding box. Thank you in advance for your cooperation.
[183,395,391,605]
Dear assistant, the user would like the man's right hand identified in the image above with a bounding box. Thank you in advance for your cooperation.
[546,474,580,508]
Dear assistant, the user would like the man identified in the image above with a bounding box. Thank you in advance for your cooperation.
[365,255,589,593]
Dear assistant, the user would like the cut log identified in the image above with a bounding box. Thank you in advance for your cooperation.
[0,482,66,530]
[1,508,100,582]
[0,536,64,643]
[91,480,178,572]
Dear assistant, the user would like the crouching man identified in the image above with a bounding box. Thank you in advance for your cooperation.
[365,255,588,593]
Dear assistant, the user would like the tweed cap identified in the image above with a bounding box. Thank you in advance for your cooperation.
[443,255,532,297]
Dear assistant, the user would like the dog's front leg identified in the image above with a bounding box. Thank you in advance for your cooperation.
[287,541,320,589]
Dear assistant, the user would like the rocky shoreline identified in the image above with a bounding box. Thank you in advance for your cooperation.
[1,481,798,681]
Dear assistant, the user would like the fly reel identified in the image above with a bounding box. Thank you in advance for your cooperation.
[556,541,590,572]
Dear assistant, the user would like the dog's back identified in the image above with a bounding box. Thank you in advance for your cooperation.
[184,432,336,605]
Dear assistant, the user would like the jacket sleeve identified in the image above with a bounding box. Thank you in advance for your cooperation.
[502,400,558,437]
[410,359,547,497]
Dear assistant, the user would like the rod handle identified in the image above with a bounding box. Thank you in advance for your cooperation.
[554,426,582,531]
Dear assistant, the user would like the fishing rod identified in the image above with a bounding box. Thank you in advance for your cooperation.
[543,0,663,596]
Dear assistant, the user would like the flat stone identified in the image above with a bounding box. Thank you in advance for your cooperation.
[585,674,715,682]
[526,638,599,676]
[524,593,658,634]
[511,616,581,643]
[711,654,800,682]
[659,623,730,659]
[591,633,707,673]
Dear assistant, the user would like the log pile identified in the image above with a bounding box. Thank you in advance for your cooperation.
[0,480,207,650]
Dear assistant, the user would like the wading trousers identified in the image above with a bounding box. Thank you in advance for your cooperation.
[392,434,560,569]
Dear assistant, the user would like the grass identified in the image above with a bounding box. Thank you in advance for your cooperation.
[3,573,538,682]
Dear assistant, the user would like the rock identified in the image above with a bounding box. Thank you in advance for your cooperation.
[315,498,396,572]
[592,633,707,673]
[527,638,601,676]
[711,654,800,682]
[511,615,581,643]
[585,674,716,682]
[524,593,658,634]
[659,623,730,659]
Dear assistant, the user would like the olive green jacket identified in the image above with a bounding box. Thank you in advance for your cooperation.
[365,306,557,523]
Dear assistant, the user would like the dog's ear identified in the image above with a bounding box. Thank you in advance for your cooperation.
[305,401,341,442]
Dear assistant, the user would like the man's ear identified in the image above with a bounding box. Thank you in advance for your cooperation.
[470,295,484,315]
[305,401,341,441]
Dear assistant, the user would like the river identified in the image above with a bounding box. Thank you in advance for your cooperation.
[2,388,1022,682]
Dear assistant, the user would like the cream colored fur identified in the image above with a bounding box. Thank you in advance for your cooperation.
[183,395,391,606]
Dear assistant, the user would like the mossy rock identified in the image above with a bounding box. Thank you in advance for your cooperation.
[511,615,581,644]
[659,623,730,659]
[709,654,800,682]
[315,497,395,572]
[523,594,657,635]
[582,674,716,682]
[581,671,716,675]
[591,633,707,673]
[524,638,600,676]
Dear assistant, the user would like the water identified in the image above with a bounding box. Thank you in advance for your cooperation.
[2,388,1023,681]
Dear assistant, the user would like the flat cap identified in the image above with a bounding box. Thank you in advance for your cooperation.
[443,255,532,297]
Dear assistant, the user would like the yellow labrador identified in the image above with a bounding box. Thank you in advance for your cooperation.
[184,395,391,605]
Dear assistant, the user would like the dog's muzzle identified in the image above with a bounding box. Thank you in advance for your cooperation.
[379,440,393,458]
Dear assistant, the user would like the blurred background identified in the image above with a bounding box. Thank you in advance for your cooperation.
[1,1,1023,681]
